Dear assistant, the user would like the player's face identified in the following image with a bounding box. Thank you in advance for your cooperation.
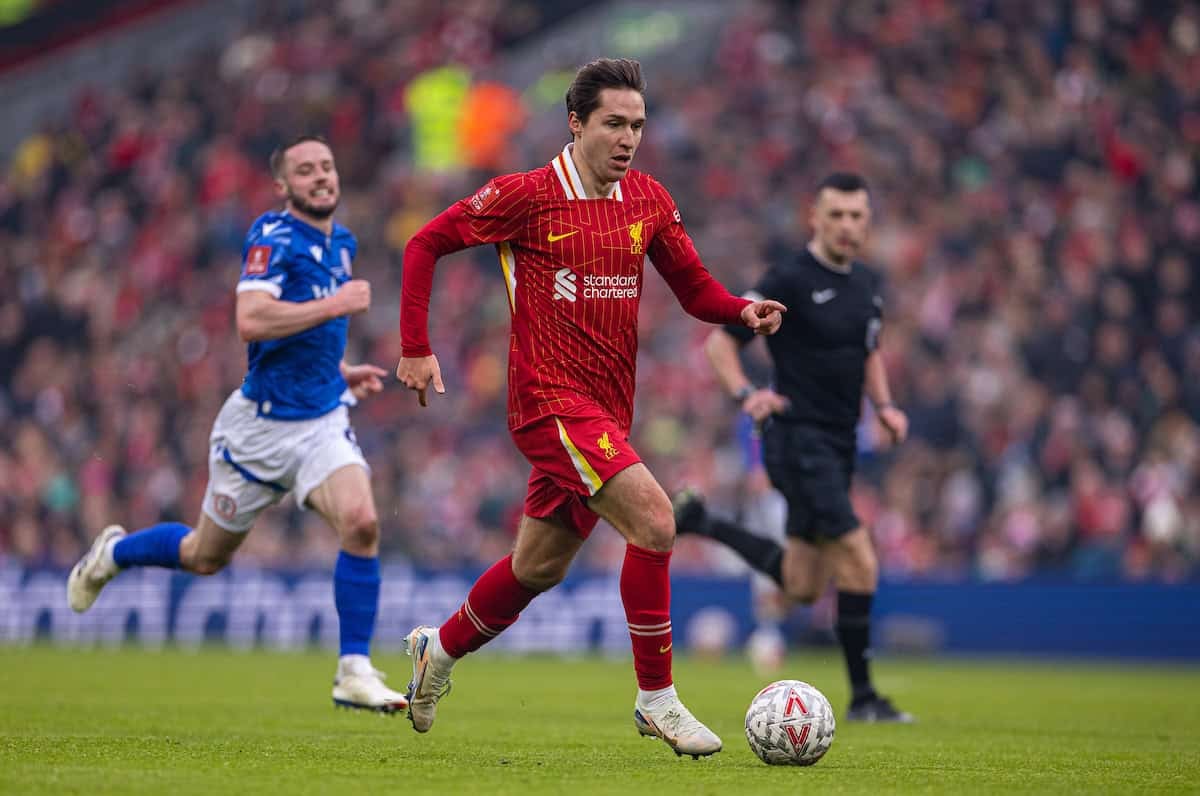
[569,88,645,188]
[277,140,339,220]
[810,188,871,265]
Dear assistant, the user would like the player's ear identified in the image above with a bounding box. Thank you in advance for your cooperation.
[273,176,288,200]
[568,111,583,138]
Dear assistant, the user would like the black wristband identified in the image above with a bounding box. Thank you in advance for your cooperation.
[733,384,755,403]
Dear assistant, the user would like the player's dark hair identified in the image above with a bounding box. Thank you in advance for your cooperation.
[269,134,330,179]
[817,172,869,194]
[565,58,645,123]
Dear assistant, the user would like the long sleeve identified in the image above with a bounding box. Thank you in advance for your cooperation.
[399,205,472,357]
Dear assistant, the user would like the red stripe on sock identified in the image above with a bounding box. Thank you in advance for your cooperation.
[438,555,538,658]
[620,543,673,690]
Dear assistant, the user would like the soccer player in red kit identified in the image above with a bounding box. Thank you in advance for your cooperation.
[395,58,786,758]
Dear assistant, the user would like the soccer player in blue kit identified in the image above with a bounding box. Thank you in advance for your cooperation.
[67,136,408,714]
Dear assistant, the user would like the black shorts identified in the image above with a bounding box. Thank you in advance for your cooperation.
[761,420,860,542]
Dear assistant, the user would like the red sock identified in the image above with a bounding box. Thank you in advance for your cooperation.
[438,555,539,658]
[621,543,673,690]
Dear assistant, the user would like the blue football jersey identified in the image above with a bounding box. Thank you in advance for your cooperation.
[236,210,357,420]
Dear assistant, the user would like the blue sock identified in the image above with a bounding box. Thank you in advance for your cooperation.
[334,551,380,657]
[112,522,190,569]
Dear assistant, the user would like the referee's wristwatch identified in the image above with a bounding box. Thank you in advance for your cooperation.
[733,384,755,404]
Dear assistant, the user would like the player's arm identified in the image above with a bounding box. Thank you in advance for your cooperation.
[646,191,785,332]
[396,205,476,406]
[862,281,906,444]
[235,282,370,342]
[398,175,530,406]
[865,350,906,444]
[704,327,789,422]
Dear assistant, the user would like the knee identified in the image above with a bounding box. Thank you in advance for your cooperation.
[338,506,380,555]
[186,552,231,576]
[178,532,230,576]
[785,586,822,606]
[781,567,822,605]
[839,533,879,590]
[636,504,676,552]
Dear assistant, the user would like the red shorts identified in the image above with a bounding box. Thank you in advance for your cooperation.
[510,410,642,538]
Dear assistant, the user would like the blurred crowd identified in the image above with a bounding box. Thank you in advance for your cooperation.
[1,0,1197,583]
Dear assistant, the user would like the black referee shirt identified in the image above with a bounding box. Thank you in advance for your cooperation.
[725,247,883,435]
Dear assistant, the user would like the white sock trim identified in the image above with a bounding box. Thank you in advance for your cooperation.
[637,684,677,709]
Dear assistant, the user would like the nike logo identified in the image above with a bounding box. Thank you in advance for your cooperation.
[812,288,837,304]
[547,230,579,243]
[261,221,282,235]
[659,643,672,654]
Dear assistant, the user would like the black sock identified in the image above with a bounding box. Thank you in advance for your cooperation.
[836,590,875,702]
[706,517,784,587]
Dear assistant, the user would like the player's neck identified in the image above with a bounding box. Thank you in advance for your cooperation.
[807,241,851,273]
[569,143,614,199]
[287,206,334,236]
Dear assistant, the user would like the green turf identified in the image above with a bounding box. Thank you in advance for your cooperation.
[0,646,1197,794]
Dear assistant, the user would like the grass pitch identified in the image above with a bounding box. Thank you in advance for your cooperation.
[1,646,1197,794]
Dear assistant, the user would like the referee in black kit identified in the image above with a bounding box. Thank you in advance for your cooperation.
[675,172,914,723]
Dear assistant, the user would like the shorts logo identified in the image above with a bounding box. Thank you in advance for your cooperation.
[245,245,271,275]
[553,268,577,302]
[597,431,618,460]
[628,220,644,254]
[469,181,501,212]
[213,493,238,521]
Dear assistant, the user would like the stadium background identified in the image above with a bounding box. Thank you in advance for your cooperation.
[1,0,1198,661]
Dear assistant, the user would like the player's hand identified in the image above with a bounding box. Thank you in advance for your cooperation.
[341,362,387,400]
[742,388,790,422]
[877,404,908,446]
[741,300,787,336]
[396,354,445,407]
[332,279,372,316]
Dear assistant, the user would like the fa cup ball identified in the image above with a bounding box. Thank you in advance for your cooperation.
[744,679,835,765]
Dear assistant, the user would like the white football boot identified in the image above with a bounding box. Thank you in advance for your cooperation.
[332,655,409,714]
[404,625,454,732]
[634,694,723,759]
[66,525,126,612]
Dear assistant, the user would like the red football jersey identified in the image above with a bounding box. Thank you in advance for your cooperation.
[448,144,742,431]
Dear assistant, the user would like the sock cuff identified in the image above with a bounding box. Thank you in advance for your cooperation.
[625,543,672,565]
[335,550,380,578]
[836,590,874,620]
[498,554,541,599]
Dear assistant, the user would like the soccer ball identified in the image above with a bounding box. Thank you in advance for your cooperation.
[744,679,836,766]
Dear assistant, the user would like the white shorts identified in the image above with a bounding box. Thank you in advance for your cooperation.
[202,390,368,532]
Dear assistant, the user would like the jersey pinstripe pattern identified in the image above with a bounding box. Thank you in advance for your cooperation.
[453,144,702,431]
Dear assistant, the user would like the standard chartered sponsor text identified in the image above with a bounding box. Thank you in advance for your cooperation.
[583,274,639,299]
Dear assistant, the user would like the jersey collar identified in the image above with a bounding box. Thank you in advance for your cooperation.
[551,143,623,201]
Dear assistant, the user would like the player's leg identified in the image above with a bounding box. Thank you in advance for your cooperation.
[827,525,913,723]
[407,509,584,732]
[672,489,786,586]
[294,406,408,714]
[67,507,254,613]
[304,462,407,713]
[589,463,723,758]
[67,393,280,612]
[810,442,913,723]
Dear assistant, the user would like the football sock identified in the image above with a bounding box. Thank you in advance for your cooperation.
[334,551,379,657]
[111,523,190,569]
[706,517,784,587]
[836,590,876,702]
[438,554,538,658]
[621,543,673,691]
[637,684,677,710]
